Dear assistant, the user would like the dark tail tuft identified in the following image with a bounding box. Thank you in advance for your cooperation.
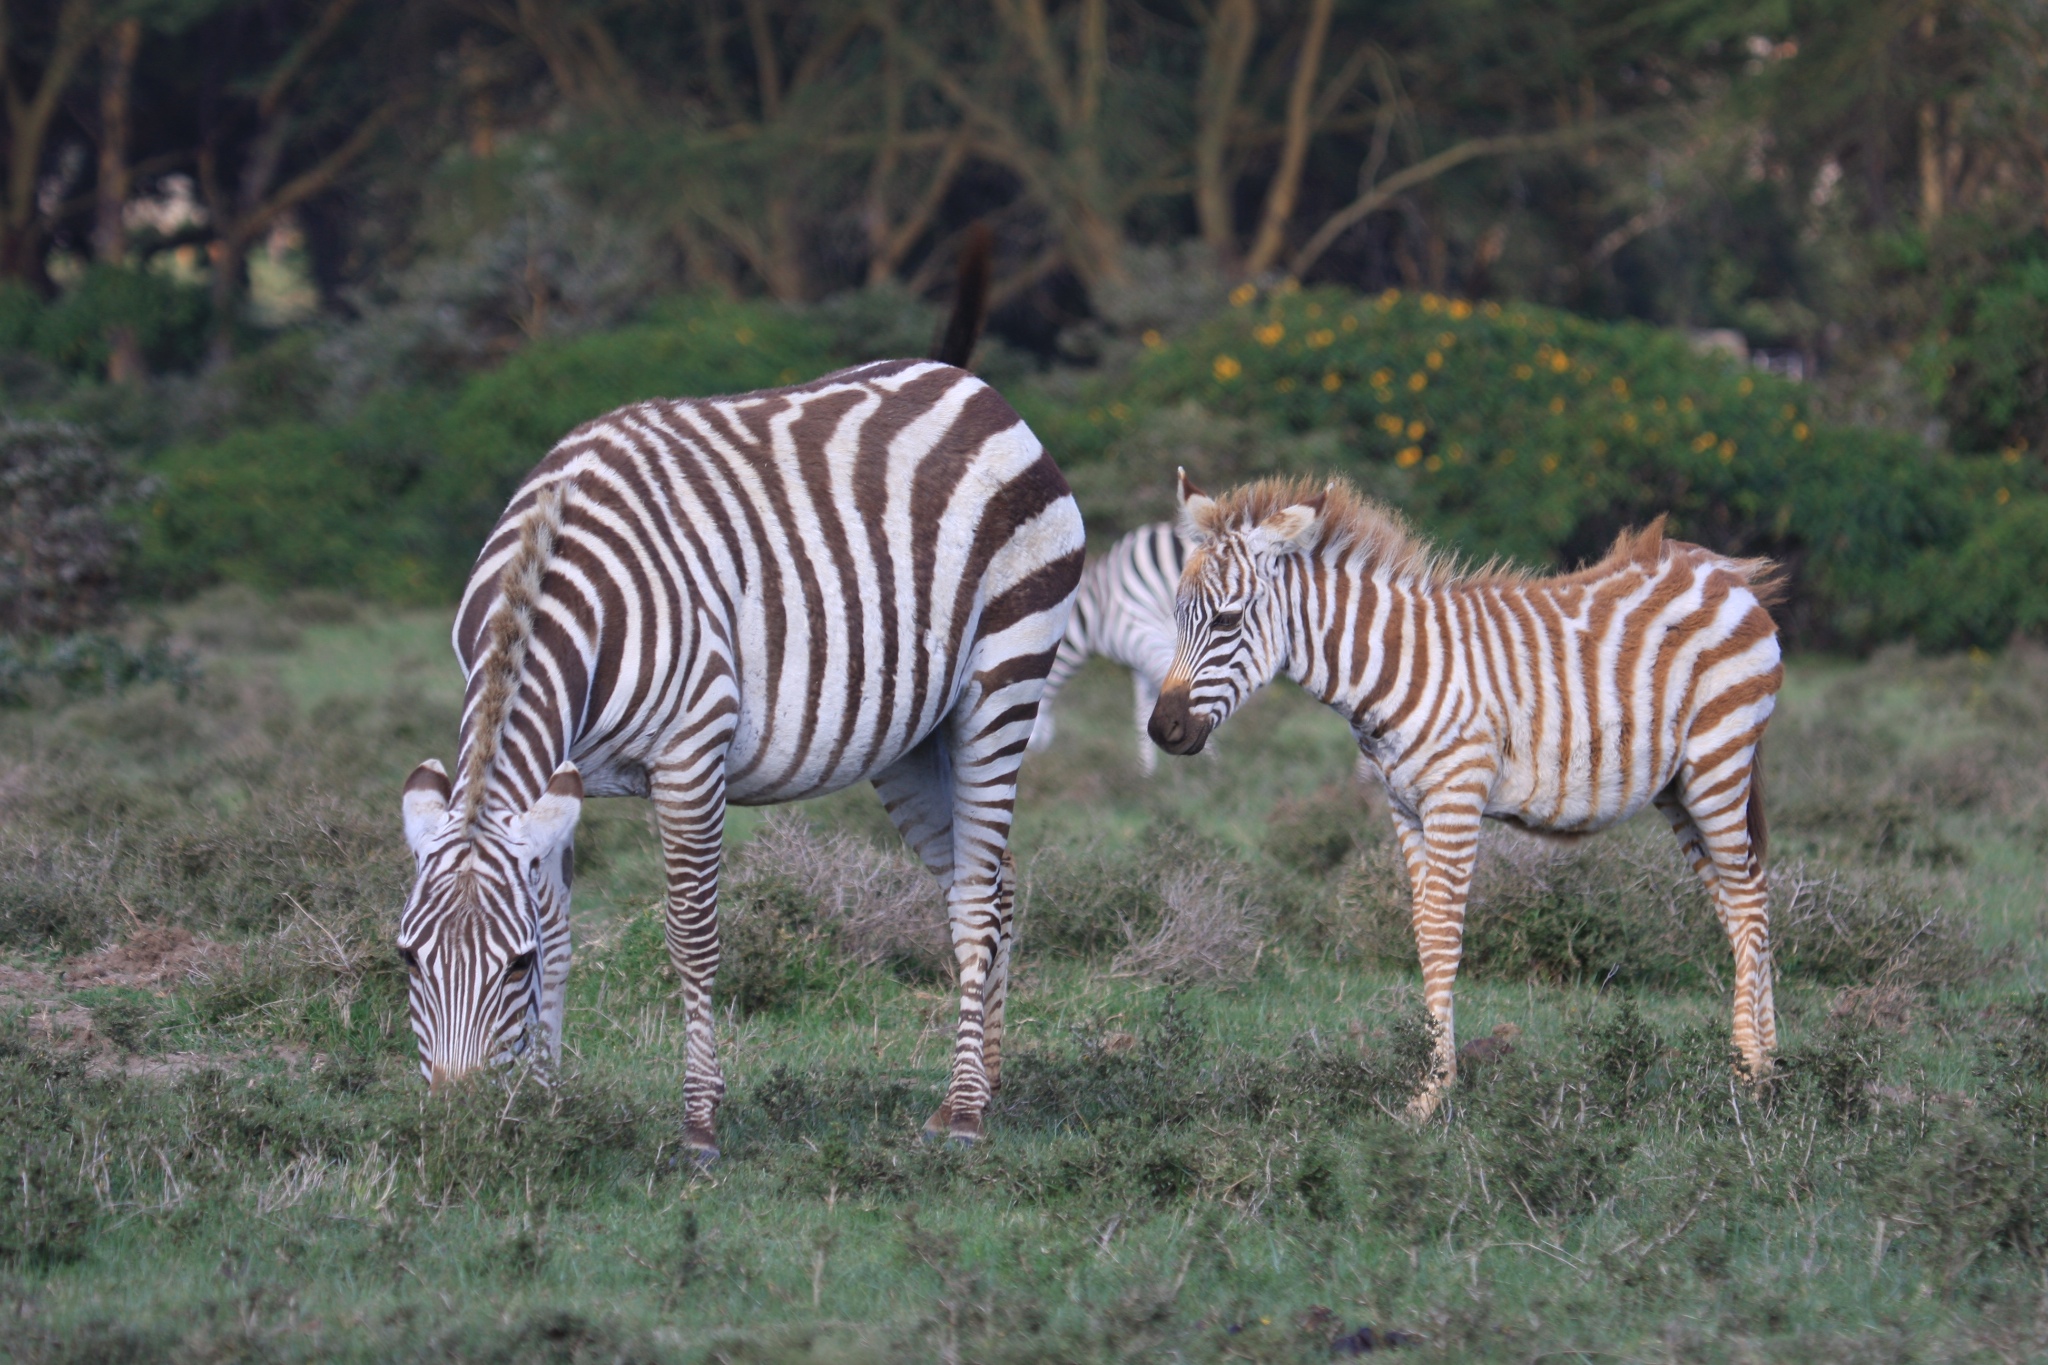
[931,222,993,369]
[1745,742,1768,873]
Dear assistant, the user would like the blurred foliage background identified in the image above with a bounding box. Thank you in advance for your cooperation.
[0,0,2043,649]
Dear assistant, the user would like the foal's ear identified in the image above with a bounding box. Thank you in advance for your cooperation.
[402,760,451,859]
[1175,467,1219,546]
[1247,494,1324,557]
[516,764,584,864]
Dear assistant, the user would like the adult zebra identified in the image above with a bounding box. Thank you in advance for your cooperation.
[1150,473,1782,1118]
[395,255,1085,1155]
[1029,520,1383,793]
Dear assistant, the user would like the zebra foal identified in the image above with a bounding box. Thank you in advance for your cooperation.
[1150,473,1783,1117]
[395,275,1084,1155]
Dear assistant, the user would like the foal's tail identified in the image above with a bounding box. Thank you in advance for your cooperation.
[1745,742,1769,874]
[931,222,993,369]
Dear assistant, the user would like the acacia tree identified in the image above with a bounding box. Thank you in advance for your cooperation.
[0,0,101,287]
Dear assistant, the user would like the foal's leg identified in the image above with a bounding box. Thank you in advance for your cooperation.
[1671,749,1776,1073]
[1392,760,1495,1120]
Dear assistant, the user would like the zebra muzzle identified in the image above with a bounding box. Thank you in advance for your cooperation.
[1147,690,1212,756]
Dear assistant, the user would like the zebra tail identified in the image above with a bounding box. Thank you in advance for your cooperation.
[930,221,992,369]
[460,482,568,835]
[1746,740,1768,872]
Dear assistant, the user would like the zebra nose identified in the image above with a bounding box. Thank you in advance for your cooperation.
[1148,691,1210,756]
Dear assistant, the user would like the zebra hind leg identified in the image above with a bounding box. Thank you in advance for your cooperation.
[870,732,964,1139]
[1671,754,1776,1078]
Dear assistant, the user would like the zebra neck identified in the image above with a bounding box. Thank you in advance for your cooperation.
[451,681,575,831]
[1284,557,1425,730]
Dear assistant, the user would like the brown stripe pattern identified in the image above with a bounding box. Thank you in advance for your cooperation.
[1150,474,1783,1118]
[396,360,1084,1153]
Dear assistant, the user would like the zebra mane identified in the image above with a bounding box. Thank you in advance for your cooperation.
[1199,475,1770,594]
[1193,475,1451,586]
[460,482,568,838]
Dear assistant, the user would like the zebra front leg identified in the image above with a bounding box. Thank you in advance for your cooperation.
[1393,785,1487,1120]
[652,752,731,1161]
[871,733,965,1138]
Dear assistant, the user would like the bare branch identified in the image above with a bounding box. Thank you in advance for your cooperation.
[1242,0,1332,276]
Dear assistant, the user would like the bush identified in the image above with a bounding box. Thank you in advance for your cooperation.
[0,421,137,634]
[138,294,848,600]
[1045,284,2042,649]
[0,267,211,379]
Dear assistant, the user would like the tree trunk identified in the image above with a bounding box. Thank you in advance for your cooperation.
[1242,0,1333,277]
[1194,0,1255,266]
[97,17,143,383]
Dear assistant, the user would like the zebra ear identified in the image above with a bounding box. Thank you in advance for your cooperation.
[516,764,584,864]
[402,760,451,859]
[1175,467,1218,545]
[1248,501,1322,557]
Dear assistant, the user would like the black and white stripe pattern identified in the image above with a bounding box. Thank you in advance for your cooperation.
[397,359,1084,1153]
[1029,522,1188,774]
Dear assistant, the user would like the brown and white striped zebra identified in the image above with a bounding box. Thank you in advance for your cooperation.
[396,275,1085,1155]
[1149,473,1783,1116]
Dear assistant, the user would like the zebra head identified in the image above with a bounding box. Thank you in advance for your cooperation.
[395,758,583,1086]
[1149,469,1323,756]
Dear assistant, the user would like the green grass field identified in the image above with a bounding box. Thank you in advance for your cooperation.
[2,590,2046,1362]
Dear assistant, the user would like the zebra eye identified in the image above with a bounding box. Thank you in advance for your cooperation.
[397,946,420,974]
[504,948,537,983]
[1210,610,1243,632]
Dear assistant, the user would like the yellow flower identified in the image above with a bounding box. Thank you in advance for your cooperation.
[1229,283,1257,307]
[1620,413,1638,432]
[1691,431,1718,453]
[1341,314,1358,331]
[1377,413,1405,434]
[1421,293,1442,313]
[1548,396,1566,415]
[1305,302,1323,319]
[1677,396,1694,413]
[1513,363,1534,380]
[1793,422,1810,440]
[2003,446,2024,463]
[1407,372,1428,392]
[1448,299,1473,320]
[1998,486,2012,504]
[1407,420,1426,440]
[1307,328,1336,348]
[1652,397,1668,413]
[1371,368,1392,387]
[1424,454,1443,472]
[1737,376,1754,396]
[1426,350,1444,370]
[1590,439,1608,456]
[1141,329,1164,349]
[1213,354,1242,380]
[1448,443,1465,463]
[1782,403,1798,420]
[735,326,755,344]
[1276,376,1296,392]
[1549,351,1571,373]
[1610,377,1629,399]
[1378,288,1400,311]
[1718,439,1736,461]
[1322,371,1342,391]
[1437,332,1456,348]
[1540,454,1559,473]
[1396,446,1423,467]
[1254,322,1285,346]
[1110,402,1129,419]
[1482,301,1502,317]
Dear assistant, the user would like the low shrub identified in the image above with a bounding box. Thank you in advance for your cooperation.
[0,421,138,635]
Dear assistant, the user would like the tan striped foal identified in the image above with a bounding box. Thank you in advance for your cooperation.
[1149,473,1783,1117]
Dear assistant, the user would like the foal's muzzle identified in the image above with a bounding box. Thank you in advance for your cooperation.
[1148,688,1213,756]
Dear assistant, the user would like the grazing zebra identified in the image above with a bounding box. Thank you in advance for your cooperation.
[1150,473,1782,1116]
[1028,522,1187,774]
[396,258,1086,1155]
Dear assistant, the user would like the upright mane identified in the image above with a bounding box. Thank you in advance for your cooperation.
[1190,475,1715,591]
[460,482,567,837]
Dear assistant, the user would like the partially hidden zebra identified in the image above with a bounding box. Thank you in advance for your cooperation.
[1029,520,1382,792]
[396,260,1085,1155]
[1028,522,1186,774]
[1149,473,1782,1117]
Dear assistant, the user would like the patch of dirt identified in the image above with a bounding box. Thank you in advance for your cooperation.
[62,923,232,992]
[1829,983,1917,1033]
[0,961,55,997]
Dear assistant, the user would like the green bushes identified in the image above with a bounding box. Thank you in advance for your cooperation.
[137,295,845,601]
[0,267,211,379]
[1048,285,2042,649]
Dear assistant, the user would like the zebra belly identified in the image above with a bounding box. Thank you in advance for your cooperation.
[1484,726,1682,834]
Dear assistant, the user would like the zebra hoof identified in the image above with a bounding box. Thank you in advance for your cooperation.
[947,1110,983,1143]
[919,1106,951,1142]
[684,1123,720,1166]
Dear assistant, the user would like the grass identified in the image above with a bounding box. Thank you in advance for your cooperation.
[0,590,2046,1361]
